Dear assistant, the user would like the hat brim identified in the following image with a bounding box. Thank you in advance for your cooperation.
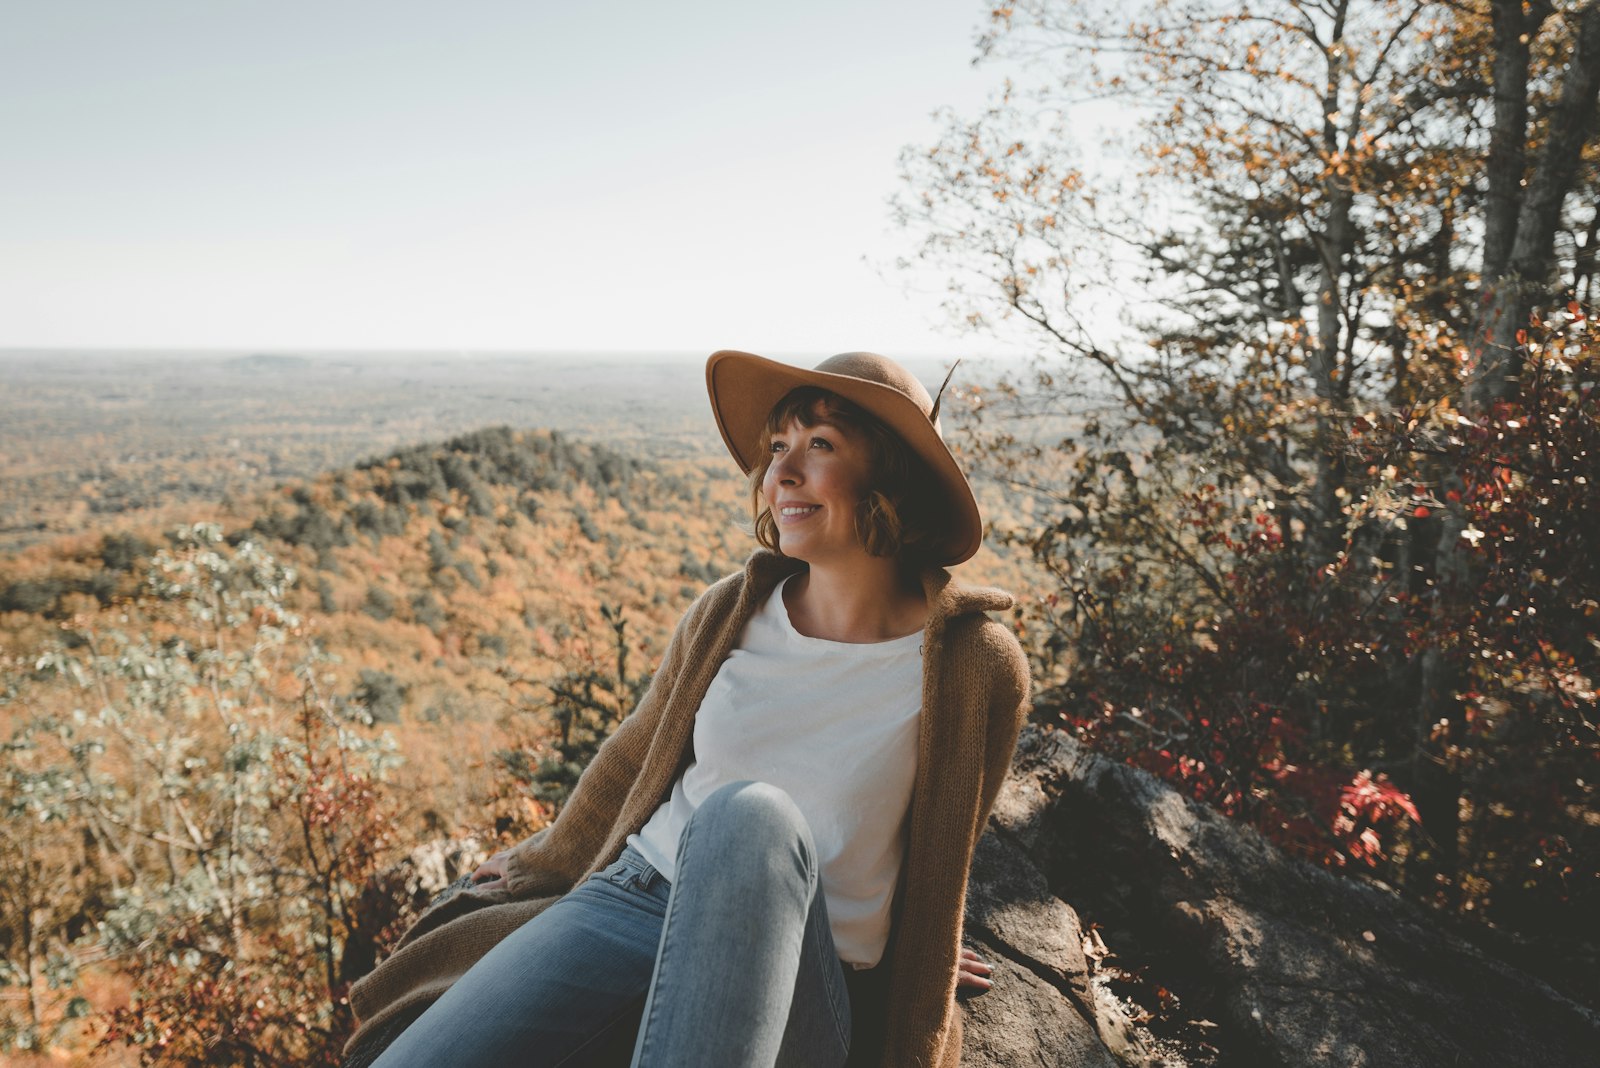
[706,350,983,566]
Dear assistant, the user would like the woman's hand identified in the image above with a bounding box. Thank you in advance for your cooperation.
[469,851,511,887]
[956,947,993,991]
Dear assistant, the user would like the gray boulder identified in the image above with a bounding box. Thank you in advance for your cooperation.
[960,727,1600,1067]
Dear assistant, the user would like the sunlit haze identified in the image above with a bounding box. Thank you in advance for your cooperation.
[0,0,1012,357]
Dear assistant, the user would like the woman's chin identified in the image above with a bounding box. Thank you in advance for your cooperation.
[777,539,873,568]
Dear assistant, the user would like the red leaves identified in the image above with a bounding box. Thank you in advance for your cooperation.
[1339,769,1421,827]
[100,935,349,1068]
[95,698,402,1068]
[1022,300,1598,958]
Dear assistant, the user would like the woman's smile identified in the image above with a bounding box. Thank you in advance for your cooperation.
[761,410,874,563]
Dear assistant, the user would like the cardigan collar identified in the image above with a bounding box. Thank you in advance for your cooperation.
[737,549,1013,638]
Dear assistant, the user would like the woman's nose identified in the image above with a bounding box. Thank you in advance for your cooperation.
[770,452,801,483]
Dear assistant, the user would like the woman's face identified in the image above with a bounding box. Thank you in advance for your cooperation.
[760,406,876,566]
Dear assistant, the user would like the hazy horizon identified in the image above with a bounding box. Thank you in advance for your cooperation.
[0,344,1021,555]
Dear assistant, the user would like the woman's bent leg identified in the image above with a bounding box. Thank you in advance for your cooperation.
[630,781,850,1068]
[370,848,669,1068]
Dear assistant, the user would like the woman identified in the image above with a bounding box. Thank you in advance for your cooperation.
[343,351,1030,1068]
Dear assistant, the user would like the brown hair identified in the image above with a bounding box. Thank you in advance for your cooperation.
[748,387,942,564]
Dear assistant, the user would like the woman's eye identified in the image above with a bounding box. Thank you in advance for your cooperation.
[768,440,786,453]
[810,437,833,450]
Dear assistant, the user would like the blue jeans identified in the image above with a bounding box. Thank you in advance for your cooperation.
[368,781,853,1067]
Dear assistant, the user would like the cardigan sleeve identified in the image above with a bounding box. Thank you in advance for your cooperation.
[878,611,1032,1068]
[976,618,1031,831]
[498,586,715,899]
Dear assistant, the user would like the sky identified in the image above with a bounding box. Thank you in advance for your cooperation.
[0,0,1019,358]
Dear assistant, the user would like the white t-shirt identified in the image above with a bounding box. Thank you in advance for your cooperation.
[627,575,923,967]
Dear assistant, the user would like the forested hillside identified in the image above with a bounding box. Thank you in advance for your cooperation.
[0,351,711,555]
[0,427,761,1063]
[3,425,747,727]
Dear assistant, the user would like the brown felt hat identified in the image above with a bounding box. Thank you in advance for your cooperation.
[705,350,983,566]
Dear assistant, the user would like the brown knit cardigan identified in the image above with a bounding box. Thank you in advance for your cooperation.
[343,549,1030,1068]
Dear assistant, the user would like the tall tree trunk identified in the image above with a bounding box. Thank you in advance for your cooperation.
[1309,1,1356,563]
[1480,0,1545,284]
[1470,0,1600,411]
[1417,0,1600,901]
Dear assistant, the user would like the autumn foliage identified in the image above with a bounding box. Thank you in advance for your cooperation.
[1029,311,1596,913]
[0,430,750,1062]
[0,529,407,1065]
[899,0,1600,1004]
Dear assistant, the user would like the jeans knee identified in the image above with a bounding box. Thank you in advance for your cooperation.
[692,781,816,873]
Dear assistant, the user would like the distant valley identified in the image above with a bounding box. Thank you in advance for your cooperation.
[0,350,724,553]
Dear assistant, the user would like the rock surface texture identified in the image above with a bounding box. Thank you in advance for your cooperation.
[959,727,1600,1067]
